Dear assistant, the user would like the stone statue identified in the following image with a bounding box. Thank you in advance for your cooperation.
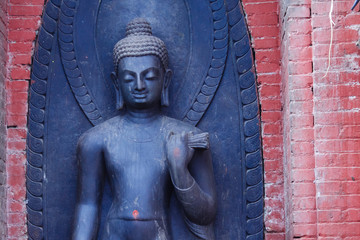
[72,18,217,240]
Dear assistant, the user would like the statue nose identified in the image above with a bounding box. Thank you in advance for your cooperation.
[135,77,145,91]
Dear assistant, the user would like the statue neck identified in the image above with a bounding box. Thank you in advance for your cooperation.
[125,105,161,124]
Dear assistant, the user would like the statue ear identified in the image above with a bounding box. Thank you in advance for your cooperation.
[111,71,124,110]
[161,69,172,107]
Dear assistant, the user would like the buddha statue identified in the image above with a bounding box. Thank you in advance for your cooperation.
[72,18,217,240]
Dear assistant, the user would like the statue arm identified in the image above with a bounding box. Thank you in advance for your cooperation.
[171,148,217,225]
[167,132,217,225]
[72,134,105,240]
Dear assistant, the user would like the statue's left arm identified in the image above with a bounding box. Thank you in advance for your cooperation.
[167,132,217,225]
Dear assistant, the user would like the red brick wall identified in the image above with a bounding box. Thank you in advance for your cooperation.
[2,0,360,239]
[279,0,360,239]
[0,0,8,237]
[313,0,360,238]
[280,0,316,238]
[4,0,43,239]
[242,0,285,239]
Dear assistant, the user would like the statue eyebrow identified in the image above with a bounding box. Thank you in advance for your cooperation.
[121,67,160,77]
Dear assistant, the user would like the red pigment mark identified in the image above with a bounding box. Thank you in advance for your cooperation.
[173,147,180,158]
[132,210,139,219]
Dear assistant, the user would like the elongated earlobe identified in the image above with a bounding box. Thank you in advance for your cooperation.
[115,91,124,110]
[161,69,172,107]
[111,72,124,110]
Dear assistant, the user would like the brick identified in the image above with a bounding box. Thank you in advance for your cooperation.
[9,42,33,53]
[287,18,312,35]
[314,85,360,99]
[6,115,27,127]
[9,67,30,80]
[9,0,45,5]
[318,223,360,237]
[318,195,360,210]
[244,2,278,15]
[261,111,282,122]
[289,88,313,101]
[6,140,26,152]
[314,57,360,72]
[7,225,26,238]
[259,84,281,98]
[287,5,310,18]
[343,14,360,25]
[291,128,314,141]
[340,126,360,139]
[263,136,283,147]
[289,75,313,89]
[315,125,340,139]
[11,54,32,65]
[265,171,283,184]
[293,183,316,197]
[316,140,360,153]
[290,114,314,128]
[8,30,36,42]
[261,99,282,111]
[315,112,360,125]
[293,155,315,169]
[293,197,316,211]
[292,169,315,182]
[313,28,359,44]
[7,91,28,104]
[8,5,43,16]
[250,26,280,38]
[288,46,312,61]
[257,74,281,85]
[265,209,285,232]
[8,17,41,30]
[288,34,311,47]
[289,101,313,114]
[291,142,314,155]
[7,213,26,225]
[247,13,279,26]
[312,15,332,28]
[263,147,283,160]
[316,167,360,181]
[263,122,281,135]
[288,61,313,75]
[6,103,27,115]
[293,210,317,224]
[293,223,317,237]
[253,37,278,49]
[314,43,360,58]
[7,153,26,166]
[265,184,284,198]
[312,2,353,15]
[257,62,280,73]
[5,80,29,92]
[265,232,285,240]
[7,128,26,140]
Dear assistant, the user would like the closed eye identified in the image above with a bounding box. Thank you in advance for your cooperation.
[123,75,135,83]
[145,71,160,80]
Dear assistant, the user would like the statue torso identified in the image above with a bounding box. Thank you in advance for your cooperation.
[103,115,172,221]
[84,114,199,221]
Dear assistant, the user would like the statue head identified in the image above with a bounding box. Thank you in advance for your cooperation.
[111,18,172,110]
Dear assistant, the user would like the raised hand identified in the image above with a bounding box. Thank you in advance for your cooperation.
[166,131,195,172]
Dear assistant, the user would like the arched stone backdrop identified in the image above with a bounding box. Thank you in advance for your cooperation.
[0,0,360,239]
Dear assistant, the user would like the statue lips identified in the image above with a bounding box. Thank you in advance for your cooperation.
[132,91,149,99]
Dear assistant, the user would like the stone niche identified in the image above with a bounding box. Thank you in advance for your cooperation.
[27,0,263,239]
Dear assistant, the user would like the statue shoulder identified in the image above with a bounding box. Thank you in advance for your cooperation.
[162,116,202,134]
[77,116,121,150]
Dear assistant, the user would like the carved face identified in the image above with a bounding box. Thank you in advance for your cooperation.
[116,55,166,109]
